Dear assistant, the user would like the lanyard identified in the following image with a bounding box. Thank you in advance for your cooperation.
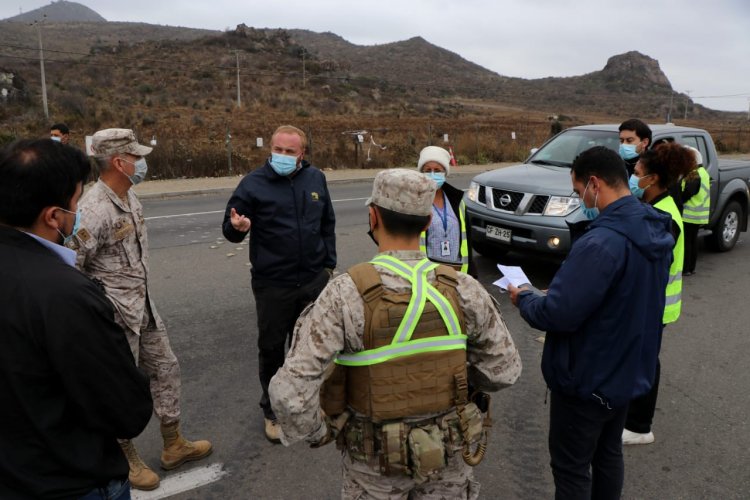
[432,192,448,234]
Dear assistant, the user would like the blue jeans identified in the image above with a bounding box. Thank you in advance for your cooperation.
[79,478,130,500]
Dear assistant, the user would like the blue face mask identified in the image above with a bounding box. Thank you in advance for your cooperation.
[425,172,446,188]
[270,153,299,176]
[580,179,599,220]
[628,174,652,199]
[56,207,81,245]
[120,157,149,185]
[619,143,639,160]
[50,136,62,143]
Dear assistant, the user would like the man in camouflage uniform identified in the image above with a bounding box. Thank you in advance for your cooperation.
[69,128,212,491]
[269,169,522,499]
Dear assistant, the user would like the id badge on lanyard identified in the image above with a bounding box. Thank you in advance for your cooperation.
[440,240,451,257]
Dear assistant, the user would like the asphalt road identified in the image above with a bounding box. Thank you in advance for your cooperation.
[133,177,750,499]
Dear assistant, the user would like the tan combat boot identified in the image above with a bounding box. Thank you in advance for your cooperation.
[119,440,160,491]
[160,421,213,470]
[264,418,282,444]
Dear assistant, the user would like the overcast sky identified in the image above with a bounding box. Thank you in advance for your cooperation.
[4,0,749,113]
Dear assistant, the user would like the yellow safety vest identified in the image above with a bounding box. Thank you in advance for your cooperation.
[654,196,684,324]
[419,200,469,273]
[335,256,466,366]
[682,166,710,225]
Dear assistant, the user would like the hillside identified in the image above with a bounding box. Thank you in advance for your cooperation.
[4,0,106,23]
[0,7,747,176]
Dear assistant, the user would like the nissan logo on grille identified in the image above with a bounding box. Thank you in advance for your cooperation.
[499,194,512,207]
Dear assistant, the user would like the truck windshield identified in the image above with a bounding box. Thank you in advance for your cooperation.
[530,129,619,167]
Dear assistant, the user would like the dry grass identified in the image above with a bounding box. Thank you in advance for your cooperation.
[1,26,748,178]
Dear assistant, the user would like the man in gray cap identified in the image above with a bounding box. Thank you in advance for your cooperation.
[269,168,521,499]
[68,128,212,491]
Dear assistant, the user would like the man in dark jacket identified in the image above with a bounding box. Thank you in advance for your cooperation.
[222,125,336,443]
[509,146,673,499]
[0,139,152,499]
[618,118,652,176]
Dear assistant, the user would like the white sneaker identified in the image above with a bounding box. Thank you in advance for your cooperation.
[622,428,654,445]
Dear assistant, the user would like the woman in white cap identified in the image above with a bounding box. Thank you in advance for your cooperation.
[417,146,477,277]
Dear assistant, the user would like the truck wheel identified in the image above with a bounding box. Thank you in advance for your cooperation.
[707,200,743,252]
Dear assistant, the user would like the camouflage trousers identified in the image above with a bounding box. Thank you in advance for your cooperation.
[341,450,480,500]
[114,304,181,425]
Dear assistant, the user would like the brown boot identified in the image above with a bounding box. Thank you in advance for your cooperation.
[160,421,213,470]
[264,418,282,444]
[119,440,160,491]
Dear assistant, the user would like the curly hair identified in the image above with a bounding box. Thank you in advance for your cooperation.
[638,142,695,188]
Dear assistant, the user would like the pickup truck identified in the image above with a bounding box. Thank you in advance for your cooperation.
[464,124,750,256]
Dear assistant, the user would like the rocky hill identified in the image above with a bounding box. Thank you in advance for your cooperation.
[0,4,746,175]
[4,0,106,23]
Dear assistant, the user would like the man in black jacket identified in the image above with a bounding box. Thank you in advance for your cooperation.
[222,125,336,443]
[0,139,152,499]
[618,118,652,176]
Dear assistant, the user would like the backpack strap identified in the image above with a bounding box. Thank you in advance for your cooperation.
[347,263,383,349]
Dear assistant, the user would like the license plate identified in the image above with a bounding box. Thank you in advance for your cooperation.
[486,224,512,243]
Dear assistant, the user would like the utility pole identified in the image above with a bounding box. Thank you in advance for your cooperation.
[301,49,306,88]
[747,97,750,121]
[668,91,674,122]
[226,126,232,173]
[232,50,241,108]
[31,15,48,120]
[684,90,691,120]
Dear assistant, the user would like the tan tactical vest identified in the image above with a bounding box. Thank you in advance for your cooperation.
[320,262,468,422]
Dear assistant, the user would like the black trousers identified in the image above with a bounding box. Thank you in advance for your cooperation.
[252,270,329,419]
[625,359,661,434]
[548,392,627,500]
[683,223,700,273]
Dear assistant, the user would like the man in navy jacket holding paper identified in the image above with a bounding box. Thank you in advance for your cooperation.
[509,146,673,500]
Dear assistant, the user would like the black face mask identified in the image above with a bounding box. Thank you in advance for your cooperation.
[367,214,379,245]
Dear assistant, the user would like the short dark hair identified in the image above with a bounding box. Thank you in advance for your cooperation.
[639,142,695,188]
[571,146,627,187]
[0,139,91,227]
[50,123,70,134]
[375,205,430,238]
[619,119,652,147]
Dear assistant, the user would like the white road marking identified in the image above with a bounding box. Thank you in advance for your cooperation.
[131,463,227,500]
[145,210,223,221]
[144,197,369,221]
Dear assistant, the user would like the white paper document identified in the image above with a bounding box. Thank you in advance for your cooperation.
[493,264,533,291]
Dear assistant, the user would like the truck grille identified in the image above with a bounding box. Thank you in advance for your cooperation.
[490,189,524,212]
[478,186,486,204]
[526,195,550,214]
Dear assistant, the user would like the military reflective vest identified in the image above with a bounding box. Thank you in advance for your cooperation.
[420,200,469,273]
[682,166,710,225]
[654,196,684,324]
[321,256,468,422]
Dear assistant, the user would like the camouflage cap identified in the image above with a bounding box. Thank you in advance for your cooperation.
[91,128,152,157]
[365,168,437,216]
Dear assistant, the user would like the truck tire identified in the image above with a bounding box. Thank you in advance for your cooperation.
[706,200,743,252]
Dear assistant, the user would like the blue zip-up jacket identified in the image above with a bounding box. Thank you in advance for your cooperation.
[222,159,336,287]
[517,195,673,408]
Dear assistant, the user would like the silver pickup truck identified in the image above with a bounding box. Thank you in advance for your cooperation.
[464,124,750,256]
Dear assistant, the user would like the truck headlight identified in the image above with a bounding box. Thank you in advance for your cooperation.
[467,181,480,202]
[544,196,580,216]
